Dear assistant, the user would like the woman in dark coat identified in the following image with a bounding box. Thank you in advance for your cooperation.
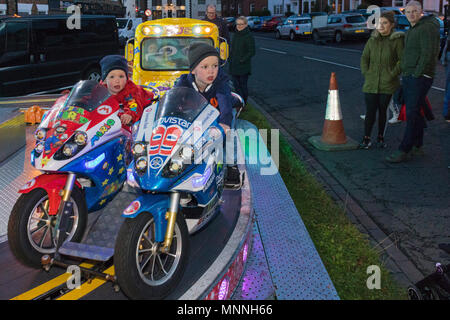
[229,16,255,104]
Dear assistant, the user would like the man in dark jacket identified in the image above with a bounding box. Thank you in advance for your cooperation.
[204,4,230,44]
[386,1,440,163]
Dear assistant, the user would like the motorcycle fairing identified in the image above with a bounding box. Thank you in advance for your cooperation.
[121,193,170,243]
[131,103,220,192]
[59,134,130,212]
[18,174,83,216]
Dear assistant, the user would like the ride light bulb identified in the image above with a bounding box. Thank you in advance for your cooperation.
[218,277,230,300]
[204,27,211,33]
[133,142,146,156]
[74,132,87,146]
[193,26,201,34]
[154,26,162,34]
[35,142,44,154]
[169,159,183,173]
[34,129,46,140]
[63,143,77,157]
[143,26,151,35]
[136,156,147,170]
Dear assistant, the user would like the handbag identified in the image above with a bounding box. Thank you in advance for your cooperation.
[398,96,434,121]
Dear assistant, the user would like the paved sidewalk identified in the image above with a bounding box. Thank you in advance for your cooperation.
[249,95,450,288]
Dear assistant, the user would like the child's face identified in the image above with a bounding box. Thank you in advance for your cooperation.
[192,55,219,89]
[105,69,127,95]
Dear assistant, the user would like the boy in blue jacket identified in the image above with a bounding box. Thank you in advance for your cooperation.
[174,42,233,134]
[174,42,239,186]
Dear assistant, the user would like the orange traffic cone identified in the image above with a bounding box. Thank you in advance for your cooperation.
[308,72,358,151]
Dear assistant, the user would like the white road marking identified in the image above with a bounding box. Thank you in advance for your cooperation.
[260,47,287,55]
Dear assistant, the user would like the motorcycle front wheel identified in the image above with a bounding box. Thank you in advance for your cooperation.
[7,187,87,268]
[114,211,189,300]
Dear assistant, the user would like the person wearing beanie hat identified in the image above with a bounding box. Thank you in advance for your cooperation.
[175,42,233,134]
[100,55,129,82]
[188,42,220,72]
[175,42,240,186]
[100,55,154,129]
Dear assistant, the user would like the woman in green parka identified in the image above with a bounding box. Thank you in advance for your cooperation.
[360,11,404,149]
[229,16,255,104]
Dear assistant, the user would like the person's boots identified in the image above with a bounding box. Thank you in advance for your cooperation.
[358,136,371,149]
[385,150,409,163]
[388,103,401,124]
[376,135,387,148]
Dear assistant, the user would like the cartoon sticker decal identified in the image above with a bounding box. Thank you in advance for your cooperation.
[97,105,113,115]
[91,119,116,146]
[59,106,89,124]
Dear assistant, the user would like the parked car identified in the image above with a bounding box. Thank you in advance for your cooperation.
[342,9,372,20]
[253,16,272,31]
[300,12,328,19]
[0,15,119,97]
[117,17,142,46]
[224,17,236,31]
[246,16,261,30]
[394,14,410,32]
[312,13,370,43]
[380,7,404,15]
[261,16,285,31]
[276,17,312,40]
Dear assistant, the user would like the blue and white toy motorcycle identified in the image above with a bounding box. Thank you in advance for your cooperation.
[114,87,233,299]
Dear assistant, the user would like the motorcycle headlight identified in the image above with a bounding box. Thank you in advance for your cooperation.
[133,142,146,157]
[135,156,147,171]
[169,158,183,173]
[74,131,87,146]
[34,142,44,154]
[34,128,46,140]
[63,143,77,157]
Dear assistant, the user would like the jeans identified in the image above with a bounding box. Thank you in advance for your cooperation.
[443,65,450,117]
[232,74,249,104]
[399,76,433,153]
[364,93,392,137]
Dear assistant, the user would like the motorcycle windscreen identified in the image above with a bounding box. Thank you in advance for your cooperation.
[40,81,115,163]
[145,87,209,188]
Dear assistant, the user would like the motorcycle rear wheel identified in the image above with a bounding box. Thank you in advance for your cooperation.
[114,211,189,300]
[7,187,87,268]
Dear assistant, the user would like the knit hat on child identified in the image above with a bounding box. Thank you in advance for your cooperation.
[100,55,129,81]
[188,42,220,71]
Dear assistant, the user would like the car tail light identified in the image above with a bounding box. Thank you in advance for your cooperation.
[296,26,299,31]
[343,24,353,28]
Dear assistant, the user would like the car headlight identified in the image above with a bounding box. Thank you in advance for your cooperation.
[34,128,47,140]
[74,131,87,146]
[133,142,146,157]
[63,143,77,157]
[135,156,147,171]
